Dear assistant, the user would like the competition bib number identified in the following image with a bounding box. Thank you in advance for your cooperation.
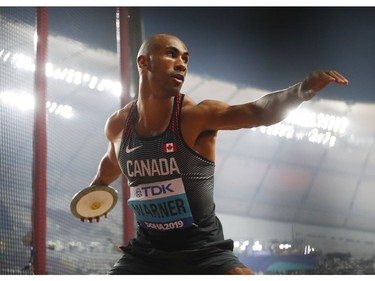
[128,178,194,231]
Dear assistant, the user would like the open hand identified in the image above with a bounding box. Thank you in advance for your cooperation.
[299,70,349,100]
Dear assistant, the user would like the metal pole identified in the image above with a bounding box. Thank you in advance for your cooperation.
[32,7,48,275]
[117,7,135,245]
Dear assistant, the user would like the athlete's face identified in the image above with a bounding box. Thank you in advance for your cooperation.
[146,36,189,95]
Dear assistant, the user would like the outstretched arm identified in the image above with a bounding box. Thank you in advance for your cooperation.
[250,70,348,126]
[196,70,348,130]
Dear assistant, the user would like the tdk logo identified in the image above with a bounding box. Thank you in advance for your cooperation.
[135,188,143,198]
[138,183,174,197]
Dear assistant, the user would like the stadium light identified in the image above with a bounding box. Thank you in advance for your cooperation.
[2,51,11,62]
[279,243,292,250]
[1,90,73,119]
[304,244,315,255]
[240,240,250,251]
[0,90,34,111]
[233,241,240,248]
[1,48,121,97]
[252,240,263,252]
[253,108,349,147]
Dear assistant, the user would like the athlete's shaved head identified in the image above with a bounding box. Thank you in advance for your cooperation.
[137,34,188,60]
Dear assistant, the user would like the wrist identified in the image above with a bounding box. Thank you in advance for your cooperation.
[296,82,316,101]
[90,178,108,187]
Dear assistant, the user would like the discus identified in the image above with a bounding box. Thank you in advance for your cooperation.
[70,185,118,223]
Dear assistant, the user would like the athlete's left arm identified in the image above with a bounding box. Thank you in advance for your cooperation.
[196,70,348,131]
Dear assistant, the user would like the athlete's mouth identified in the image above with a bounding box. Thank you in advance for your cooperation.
[172,74,185,83]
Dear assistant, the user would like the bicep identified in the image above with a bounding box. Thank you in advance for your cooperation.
[103,111,124,169]
[106,142,119,164]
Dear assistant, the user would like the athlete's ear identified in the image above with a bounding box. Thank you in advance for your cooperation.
[137,55,148,70]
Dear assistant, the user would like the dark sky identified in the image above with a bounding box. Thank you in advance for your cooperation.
[16,7,375,103]
[140,7,375,104]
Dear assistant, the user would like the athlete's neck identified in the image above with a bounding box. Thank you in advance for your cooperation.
[135,94,175,138]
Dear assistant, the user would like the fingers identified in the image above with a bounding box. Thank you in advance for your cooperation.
[318,70,349,85]
[79,213,108,223]
[299,70,348,101]
[328,70,349,85]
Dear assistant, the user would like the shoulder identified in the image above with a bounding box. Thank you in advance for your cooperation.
[181,95,226,133]
[180,94,196,109]
[181,95,201,120]
[105,101,135,141]
[181,95,216,113]
[182,95,229,116]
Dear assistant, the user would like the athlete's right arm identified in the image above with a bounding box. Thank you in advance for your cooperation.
[90,108,128,187]
[90,142,122,187]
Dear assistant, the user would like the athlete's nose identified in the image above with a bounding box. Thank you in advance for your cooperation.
[175,57,187,72]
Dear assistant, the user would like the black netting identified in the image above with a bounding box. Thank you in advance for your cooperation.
[1,8,35,274]
[1,7,126,274]
[46,7,124,274]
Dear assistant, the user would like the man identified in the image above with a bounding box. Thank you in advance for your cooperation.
[88,34,348,274]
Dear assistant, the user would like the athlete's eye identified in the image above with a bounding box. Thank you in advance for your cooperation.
[182,55,189,64]
[166,51,175,58]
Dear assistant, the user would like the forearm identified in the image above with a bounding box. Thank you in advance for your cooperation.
[90,153,122,186]
[253,82,305,126]
[252,69,349,127]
